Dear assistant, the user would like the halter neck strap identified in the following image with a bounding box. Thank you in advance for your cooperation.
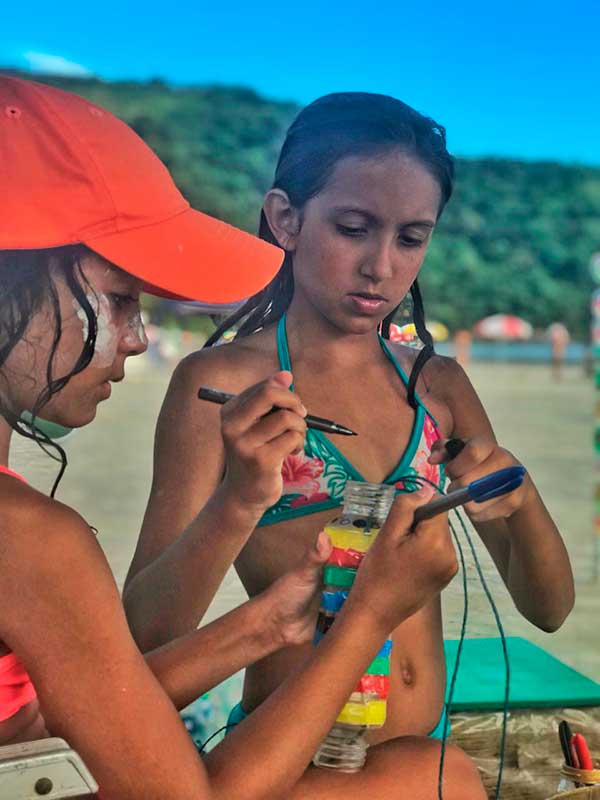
[276,314,293,384]
[275,311,422,403]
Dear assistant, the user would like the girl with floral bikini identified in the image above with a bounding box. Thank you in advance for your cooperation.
[126,92,573,789]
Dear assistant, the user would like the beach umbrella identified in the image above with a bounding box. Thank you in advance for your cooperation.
[473,314,533,340]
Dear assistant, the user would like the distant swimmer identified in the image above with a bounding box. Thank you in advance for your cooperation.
[547,322,570,381]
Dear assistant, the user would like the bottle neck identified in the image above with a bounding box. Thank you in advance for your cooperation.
[341,481,395,528]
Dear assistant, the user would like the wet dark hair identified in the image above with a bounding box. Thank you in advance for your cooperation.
[0,246,98,496]
[205,91,454,407]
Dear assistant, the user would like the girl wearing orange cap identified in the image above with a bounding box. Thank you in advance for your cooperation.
[128,92,574,791]
[0,76,483,799]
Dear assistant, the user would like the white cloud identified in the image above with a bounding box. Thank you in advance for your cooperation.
[22,51,92,77]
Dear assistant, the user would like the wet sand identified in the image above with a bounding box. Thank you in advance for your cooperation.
[11,357,598,681]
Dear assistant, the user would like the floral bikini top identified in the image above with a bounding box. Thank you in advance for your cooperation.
[257,315,445,527]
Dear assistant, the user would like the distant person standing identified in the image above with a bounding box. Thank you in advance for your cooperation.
[454,328,472,367]
[548,322,570,380]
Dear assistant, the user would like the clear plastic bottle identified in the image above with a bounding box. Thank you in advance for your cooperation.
[312,481,396,772]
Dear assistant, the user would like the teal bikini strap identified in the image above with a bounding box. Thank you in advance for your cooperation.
[278,313,424,408]
[276,313,294,386]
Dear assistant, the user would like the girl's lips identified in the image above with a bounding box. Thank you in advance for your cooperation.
[348,294,387,314]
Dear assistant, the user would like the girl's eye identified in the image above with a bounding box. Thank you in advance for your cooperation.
[337,224,367,237]
[110,294,137,309]
[399,236,426,248]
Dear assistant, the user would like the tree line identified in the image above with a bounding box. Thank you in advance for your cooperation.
[10,70,600,338]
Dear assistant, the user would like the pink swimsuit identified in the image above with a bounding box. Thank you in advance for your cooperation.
[0,464,37,722]
[0,652,37,722]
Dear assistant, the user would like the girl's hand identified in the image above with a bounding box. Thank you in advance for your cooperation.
[260,531,333,649]
[345,487,459,635]
[428,436,534,523]
[220,371,307,514]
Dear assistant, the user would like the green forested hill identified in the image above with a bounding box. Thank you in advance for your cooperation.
[6,70,600,336]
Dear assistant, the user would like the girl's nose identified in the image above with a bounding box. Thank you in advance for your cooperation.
[361,243,394,282]
[121,311,148,357]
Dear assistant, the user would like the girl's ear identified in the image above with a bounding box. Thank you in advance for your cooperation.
[262,189,302,251]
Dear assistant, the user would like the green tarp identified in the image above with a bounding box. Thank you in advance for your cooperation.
[444,637,600,711]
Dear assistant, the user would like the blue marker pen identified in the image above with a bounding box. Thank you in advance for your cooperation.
[413,466,527,525]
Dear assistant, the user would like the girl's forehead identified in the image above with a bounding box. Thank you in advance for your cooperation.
[316,151,441,218]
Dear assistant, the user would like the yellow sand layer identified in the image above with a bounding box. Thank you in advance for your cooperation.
[324,525,382,553]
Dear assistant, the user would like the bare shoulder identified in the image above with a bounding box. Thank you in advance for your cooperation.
[0,480,112,643]
[386,344,457,432]
[420,353,474,402]
[386,343,488,437]
[147,327,282,491]
[0,480,104,572]
[173,327,279,398]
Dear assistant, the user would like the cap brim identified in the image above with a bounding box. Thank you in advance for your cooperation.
[84,207,283,302]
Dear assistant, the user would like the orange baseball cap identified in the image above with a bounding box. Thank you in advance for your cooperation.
[0,75,283,302]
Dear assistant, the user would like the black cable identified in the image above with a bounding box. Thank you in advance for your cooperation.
[437,516,469,800]
[17,417,68,498]
[453,509,510,800]
[197,723,236,754]
[395,474,509,799]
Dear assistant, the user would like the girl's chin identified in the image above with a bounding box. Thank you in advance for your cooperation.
[295,296,390,336]
[37,381,112,429]
[337,309,388,333]
[31,404,100,431]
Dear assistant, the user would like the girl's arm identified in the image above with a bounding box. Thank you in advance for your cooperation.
[123,356,303,651]
[428,358,574,631]
[145,533,330,709]
[2,496,212,800]
[3,483,455,800]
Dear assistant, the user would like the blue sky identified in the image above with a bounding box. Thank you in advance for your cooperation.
[2,0,599,164]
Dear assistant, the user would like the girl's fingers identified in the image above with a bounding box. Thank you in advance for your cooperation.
[314,530,333,562]
[428,438,466,465]
[446,446,519,508]
[461,487,524,521]
[236,409,307,451]
[378,485,436,543]
[256,429,307,468]
[233,379,304,421]
[427,440,447,465]
[297,532,333,577]
[269,370,294,388]
[221,378,306,441]
[443,435,496,479]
